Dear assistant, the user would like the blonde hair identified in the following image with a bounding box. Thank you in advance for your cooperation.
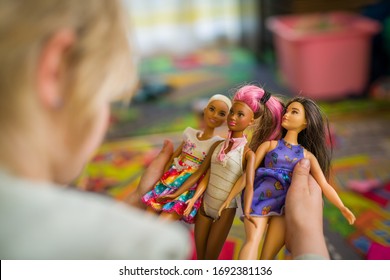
[0,0,137,136]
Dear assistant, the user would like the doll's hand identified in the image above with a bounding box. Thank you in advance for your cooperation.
[156,193,177,203]
[243,212,257,228]
[341,206,356,225]
[183,198,196,216]
[218,200,231,217]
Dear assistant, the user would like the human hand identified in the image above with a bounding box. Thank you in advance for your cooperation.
[183,198,196,216]
[285,158,330,259]
[126,140,174,208]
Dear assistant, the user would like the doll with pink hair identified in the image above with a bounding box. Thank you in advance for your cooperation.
[162,85,285,259]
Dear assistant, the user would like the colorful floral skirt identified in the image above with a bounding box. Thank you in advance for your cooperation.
[141,162,203,224]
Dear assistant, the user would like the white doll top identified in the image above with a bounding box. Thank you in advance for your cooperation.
[202,140,245,220]
[173,127,224,170]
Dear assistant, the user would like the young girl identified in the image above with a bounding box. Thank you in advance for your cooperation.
[162,85,285,259]
[0,0,192,259]
[237,96,356,260]
[141,94,232,223]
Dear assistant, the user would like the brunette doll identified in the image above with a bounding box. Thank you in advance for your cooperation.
[161,85,285,259]
[141,94,232,224]
[231,96,356,260]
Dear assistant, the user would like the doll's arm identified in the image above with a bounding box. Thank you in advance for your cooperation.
[242,149,256,224]
[163,142,184,172]
[308,153,356,225]
[158,140,222,201]
[218,141,272,216]
[183,169,210,216]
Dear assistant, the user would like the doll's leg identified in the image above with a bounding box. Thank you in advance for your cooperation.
[194,208,213,260]
[160,211,181,222]
[146,205,158,214]
[260,216,286,260]
[204,208,236,260]
[238,217,269,259]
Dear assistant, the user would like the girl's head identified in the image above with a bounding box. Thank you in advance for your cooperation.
[283,96,332,178]
[233,85,285,150]
[203,94,232,129]
[0,0,135,183]
[0,0,135,125]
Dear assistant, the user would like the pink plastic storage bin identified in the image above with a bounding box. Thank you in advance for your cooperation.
[267,12,381,100]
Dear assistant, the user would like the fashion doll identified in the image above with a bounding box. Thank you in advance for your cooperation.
[162,85,285,259]
[141,94,232,223]
[235,96,356,260]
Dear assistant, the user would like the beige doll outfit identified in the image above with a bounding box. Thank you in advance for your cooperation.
[202,138,245,220]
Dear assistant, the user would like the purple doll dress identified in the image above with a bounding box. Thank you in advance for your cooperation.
[242,139,304,217]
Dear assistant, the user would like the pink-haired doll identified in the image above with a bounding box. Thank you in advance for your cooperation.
[163,85,285,259]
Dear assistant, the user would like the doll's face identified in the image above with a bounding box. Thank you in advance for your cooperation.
[227,101,254,132]
[282,101,307,132]
[203,100,229,128]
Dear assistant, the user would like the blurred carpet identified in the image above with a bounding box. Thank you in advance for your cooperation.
[320,100,390,259]
[106,47,258,140]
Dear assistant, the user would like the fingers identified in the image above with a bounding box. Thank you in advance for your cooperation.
[289,158,311,191]
[245,215,257,228]
[148,140,174,171]
[160,139,174,158]
[285,158,330,259]
[183,207,191,217]
[218,204,226,217]
[157,195,173,203]
[307,173,322,196]
[155,197,163,203]
[183,202,194,216]
[343,208,356,225]
[135,139,174,197]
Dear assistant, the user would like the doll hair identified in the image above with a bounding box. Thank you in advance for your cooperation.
[283,96,332,179]
[208,94,232,111]
[233,85,285,151]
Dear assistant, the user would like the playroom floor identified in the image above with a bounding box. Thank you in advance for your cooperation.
[73,47,390,260]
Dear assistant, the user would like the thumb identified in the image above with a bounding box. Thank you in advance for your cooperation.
[290,158,311,190]
[160,139,174,155]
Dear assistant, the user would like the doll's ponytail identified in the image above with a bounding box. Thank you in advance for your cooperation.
[233,85,284,152]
